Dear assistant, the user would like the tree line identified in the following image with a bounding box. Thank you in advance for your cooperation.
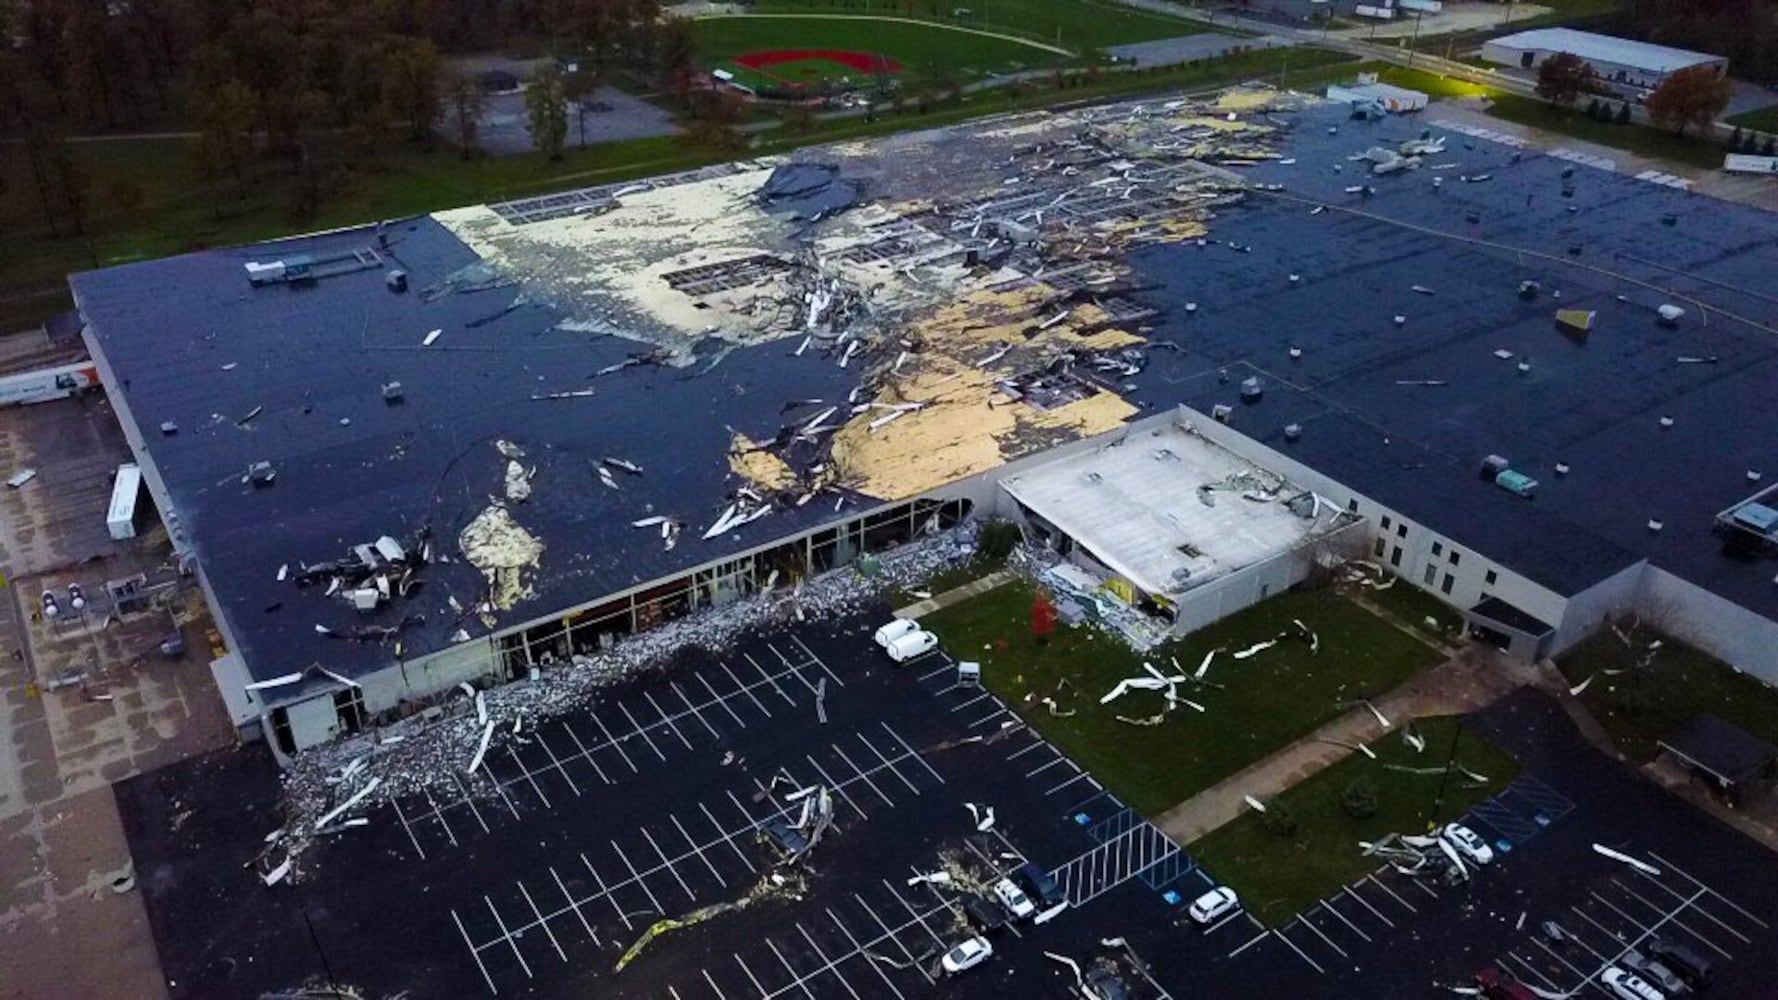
[0,0,681,234]
[1613,0,1778,86]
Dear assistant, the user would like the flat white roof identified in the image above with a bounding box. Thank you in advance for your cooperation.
[1000,420,1347,597]
[1328,82,1427,102]
[1489,28,1724,74]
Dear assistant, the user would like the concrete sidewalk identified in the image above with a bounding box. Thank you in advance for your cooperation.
[1155,646,1532,844]
[893,568,1015,619]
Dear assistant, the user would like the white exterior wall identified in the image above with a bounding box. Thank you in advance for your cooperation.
[1179,407,1573,648]
[1554,559,1647,656]
[1170,544,1313,634]
[1480,40,1727,90]
[1637,567,1778,685]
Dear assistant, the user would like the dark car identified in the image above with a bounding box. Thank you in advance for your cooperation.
[961,894,1007,934]
[1016,861,1066,909]
[1083,967,1131,1000]
[757,816,809,857]
[1647,937,1711,987]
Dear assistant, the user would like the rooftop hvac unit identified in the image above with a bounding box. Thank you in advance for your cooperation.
[386,270,409,293]
[1494,469,1538,498]
[1284,423,1303,441]
[1212,404,1233,422]
[1239,377,1264,402]
[1480,454,1509,480]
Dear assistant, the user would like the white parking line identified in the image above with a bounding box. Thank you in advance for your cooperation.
[1025,756,1068,779]
[967,707,1010,729]
[744,652,797,706]
[949,691,993,714]
[1341,885,1395,928]
[1641,854,1769,928]
[702,968,726,999]
[673,813,729,889]
[592,712,641,773]
[646,690,695,750]
[764,937,816,1000]
[423,786,463,844]
[391,796,428,859]
[766,642,823,697]
[1531,936,1612,997]
[917,661,953,682]
[674,681,723,740]
[698,672,751,728]
[1228,929,1271,958]
[549,865,600,946]
[1006,738,1047,761]
[803,755,870,818]
[1045,770,1095,797]
[720,660,773,716]
[533,730,582,797]
[1272,923,1325,974]
[733,953,771,997]
[1609,879,1733,958]
[856,733,921,796]
[795,923,864,1000]
[507,745,553,808]
[559,720,613,785]
[1502,950,1564,992]
[486,896,534,979]
[454,908,499,994]
[787,635,846,688]
[881,722,945,784]
[1319,899,1372,942]
[618,701,670,761]
[1365,873,1417,914]
[517,880,567,961]
[583,853,631,930]
[1292,913,1348,958]
[610,838,666,915]
[1631,869,1753,944]
[826,907,907,1000]
[643,826,699,902]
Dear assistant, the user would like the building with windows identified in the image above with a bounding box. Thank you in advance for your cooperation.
[1481,28,1728,92]
[69,92,1778,756]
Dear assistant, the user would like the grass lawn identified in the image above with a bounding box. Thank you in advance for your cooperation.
[1191,715,1519,924]
[692,15,1068,82]
[751,0,1206,50]
[1556,624,1778,764]
[923,581,1443,815]
[1354,576,1464,642]
[1725,103,1778,135]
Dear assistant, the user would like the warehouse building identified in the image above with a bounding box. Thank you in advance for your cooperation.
[70,92,1778,757]
[1482,28,1728,91]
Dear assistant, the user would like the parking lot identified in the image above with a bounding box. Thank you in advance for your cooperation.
[118,612,1778,999]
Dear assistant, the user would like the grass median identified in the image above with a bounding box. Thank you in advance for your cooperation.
[1191,715,1519,925]
[921,580,1443,815]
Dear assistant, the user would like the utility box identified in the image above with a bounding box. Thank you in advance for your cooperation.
[1495,469,1539,498]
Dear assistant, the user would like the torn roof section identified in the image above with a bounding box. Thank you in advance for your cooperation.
[1002,421,1351,597]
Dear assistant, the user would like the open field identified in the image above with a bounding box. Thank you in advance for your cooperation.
[693,15,1068,83]
[1190,715,1520,924]
[922,581,1443,815]
[752,0,1207,50]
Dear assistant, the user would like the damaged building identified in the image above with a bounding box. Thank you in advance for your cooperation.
[67,87,1778,755]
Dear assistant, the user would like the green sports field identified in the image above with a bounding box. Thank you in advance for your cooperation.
[693,15,1071,85]
[751,0,1206,49]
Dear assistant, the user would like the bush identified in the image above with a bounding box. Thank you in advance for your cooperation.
[977,519,1022,563]
[1340,777,1379,819]
[1586,97,1602,119]
[1260,800,1298,838]
[1728,125,1743,150]
[1763,136,1776,156]
[1616,102,1631,124]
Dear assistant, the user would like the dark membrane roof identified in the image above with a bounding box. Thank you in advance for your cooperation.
[1470,595,1556,636]
[69,101,1778,689]
[72,217,862,687]
[1660,713,1778,786]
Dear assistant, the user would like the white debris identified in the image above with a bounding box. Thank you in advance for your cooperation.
[1569,673,1596,696]
[312,777,380,831]
[907,871,953,887]
[1591,844,1660,875]
[1232,639,1276,660]
[422,329,442,347]
[964,802,997,832]
[1244,795,1267,813]
[466,721,495,774]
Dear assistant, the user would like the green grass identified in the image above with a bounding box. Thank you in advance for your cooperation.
[885,556,1006,609]
[750,0,1206,50]
[1557,624,1778,764]
[1355,576,1464,642]
[1191,716,1519,924]
[923,582,1443,815]
[1725,104,1778,135]
[692,15,1068,82]
[0,44,1352,330]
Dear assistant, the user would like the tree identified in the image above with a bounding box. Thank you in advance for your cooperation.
[525,66,570,160]
[1727,125,1743,149]
[194,78,258,202]
[562,65,602,149]
[1615,101,1631,124]
[1585,97,1602,119]
[1740,131,1758,153]
[654,16,699,106]
[1030,593,1056,645]
[680,89,746,152]
[1764,136,1777,156]
[446,74,486,158]
[1259,800,1298,837]
[1645,64,1733,137]
[1534,51,1598,106]
[381,37,442,143]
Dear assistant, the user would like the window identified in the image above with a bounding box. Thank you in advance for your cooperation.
[1390,546,1403,567]
[1373,537,1386,558]
[1347,498,1359,513]
[1448,550,1462,566]
[1431,541,1443,557]
[1381,515,1392,530]
[1441,572,1455,595]
[1396,523,1407,538]
[1485,569,1498,585]
[1422,563,1437,586]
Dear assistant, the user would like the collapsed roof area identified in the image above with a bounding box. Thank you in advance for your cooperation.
[1003,421,1351,598]
[71,85,1778,692]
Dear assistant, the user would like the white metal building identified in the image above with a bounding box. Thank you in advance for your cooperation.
[1481,28,1728,90]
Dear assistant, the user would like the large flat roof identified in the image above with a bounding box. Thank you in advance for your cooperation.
[1489,28,1725,73]
[73,92,1778,688]
[1002,421,1348,596]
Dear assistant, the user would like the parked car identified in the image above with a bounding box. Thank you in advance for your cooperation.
[1082,966,1131,1000]
[757,816,809,857]
[1602,966,1666,1000]
[1442,823,1495,865]
[873,618,920,649]
[940,936,993,975]
[882,629,939,662]
[1016,861,1067,909]
[961,894,1007,934]
[1621,948,1688,995]
[1647,937,1711,987]
[1475,967,1539,1000]
[1188,885,1241,925]
[992,878,1036,919]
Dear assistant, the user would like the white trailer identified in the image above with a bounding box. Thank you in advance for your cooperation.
[0,362,100,407]
[108,463,142,541]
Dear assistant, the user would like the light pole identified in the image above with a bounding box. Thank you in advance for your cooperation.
[1427,718,1465,830]
[1406,10,1423,68]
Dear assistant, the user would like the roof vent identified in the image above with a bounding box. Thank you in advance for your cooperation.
[1185,302,1198,314]
[382,381,404,404]
[1661,213,1678,226]
[1517,359,1532,374]
[247,461,276,487]
[1212,404,1233,422]
[1288,347,1302,360]
[1393,315,1407,326]
[159,421,178,436]
[1288,273,1301,284]
[1239,377,1264,402]
[1749,470,1763,482]
[1481,454,1510,480]
[386,270,408,293]
[1284,423,1303,441]
[1518,280,1541,300]
[1647,519,1664,533]
[1554,462,1570,476]
[1659,415,1675,429]
[1657,304,1684,326]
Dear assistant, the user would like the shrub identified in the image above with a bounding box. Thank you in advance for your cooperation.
[1260,800,1298,837]
[1341,777,1379,819]
[1615,102,1631,124]
[977,519,1022,563]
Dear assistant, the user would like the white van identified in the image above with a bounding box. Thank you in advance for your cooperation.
[883,629,939,662]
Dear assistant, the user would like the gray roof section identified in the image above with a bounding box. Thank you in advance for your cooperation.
[1488,28,1725,73]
